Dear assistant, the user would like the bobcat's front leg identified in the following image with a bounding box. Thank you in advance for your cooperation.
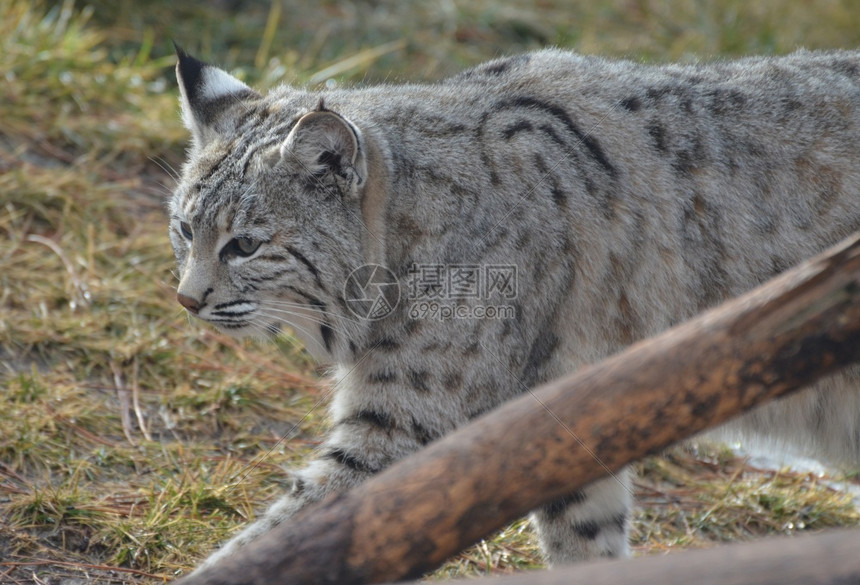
[196,362,451,570]
[194,454,352,569]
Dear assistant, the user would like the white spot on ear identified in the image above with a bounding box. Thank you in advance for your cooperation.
[201,67,251,101]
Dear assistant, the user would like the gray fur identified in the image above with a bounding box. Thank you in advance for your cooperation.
[169,48,860,569]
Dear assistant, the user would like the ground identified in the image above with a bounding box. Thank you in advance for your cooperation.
[1,1,860,583]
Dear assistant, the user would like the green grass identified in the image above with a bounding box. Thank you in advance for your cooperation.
[1,0,859,582]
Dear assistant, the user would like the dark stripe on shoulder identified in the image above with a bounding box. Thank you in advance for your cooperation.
[532,153,568,209]
[537,123,568,148]
[502,119,534,140]
[497,96,617,177]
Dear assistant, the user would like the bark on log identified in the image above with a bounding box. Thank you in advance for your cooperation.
[395,529,860,585]
[177,233,860,585]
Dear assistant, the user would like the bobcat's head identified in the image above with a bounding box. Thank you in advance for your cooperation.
[169,48,378,363]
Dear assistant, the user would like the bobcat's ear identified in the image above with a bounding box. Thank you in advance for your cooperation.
[279,103,367,193]
[174,44,260,146]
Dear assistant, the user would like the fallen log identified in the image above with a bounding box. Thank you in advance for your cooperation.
[396,529,860,585]
[177,232,860,585]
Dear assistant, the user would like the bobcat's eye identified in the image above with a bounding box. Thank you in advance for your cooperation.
[221,236,262,260]
[179,221,193,241]
[235,236,260,256]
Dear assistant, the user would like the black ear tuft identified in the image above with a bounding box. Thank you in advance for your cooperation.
[174,46,260,146]
[174,44,209,105]
[172,40,186,57]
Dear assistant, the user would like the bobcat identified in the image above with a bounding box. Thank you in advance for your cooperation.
[169,46,860,569]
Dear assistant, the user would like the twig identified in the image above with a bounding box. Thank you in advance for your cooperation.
[26,234,90,311]
[110,360,137,446]
[52,412,116,447]
[0,461,32,489]
[308,40,407,85]
[130,357,152,441]
[0,559,169,580]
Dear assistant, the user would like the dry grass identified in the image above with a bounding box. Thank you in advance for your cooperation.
[1,0,859,583]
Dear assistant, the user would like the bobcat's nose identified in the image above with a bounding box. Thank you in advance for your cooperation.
[177,292,202,314]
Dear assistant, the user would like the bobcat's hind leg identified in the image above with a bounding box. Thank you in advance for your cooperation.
[531,469,632,564]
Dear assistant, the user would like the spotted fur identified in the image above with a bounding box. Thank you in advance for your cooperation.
[169,46,860,569]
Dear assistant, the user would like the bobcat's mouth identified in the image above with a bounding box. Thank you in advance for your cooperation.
[190,299,264,336]
[180,300,268,339]
[210,318,253,331]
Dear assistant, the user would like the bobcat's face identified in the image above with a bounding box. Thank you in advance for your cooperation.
[170,49,369,362]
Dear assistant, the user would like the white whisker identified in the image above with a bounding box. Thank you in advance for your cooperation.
[257,305,354,334]
[244,318,272,341]
[149,155,181,182]
[262,299,364,326]
[257,314,348,343]
[256,311,327,345]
